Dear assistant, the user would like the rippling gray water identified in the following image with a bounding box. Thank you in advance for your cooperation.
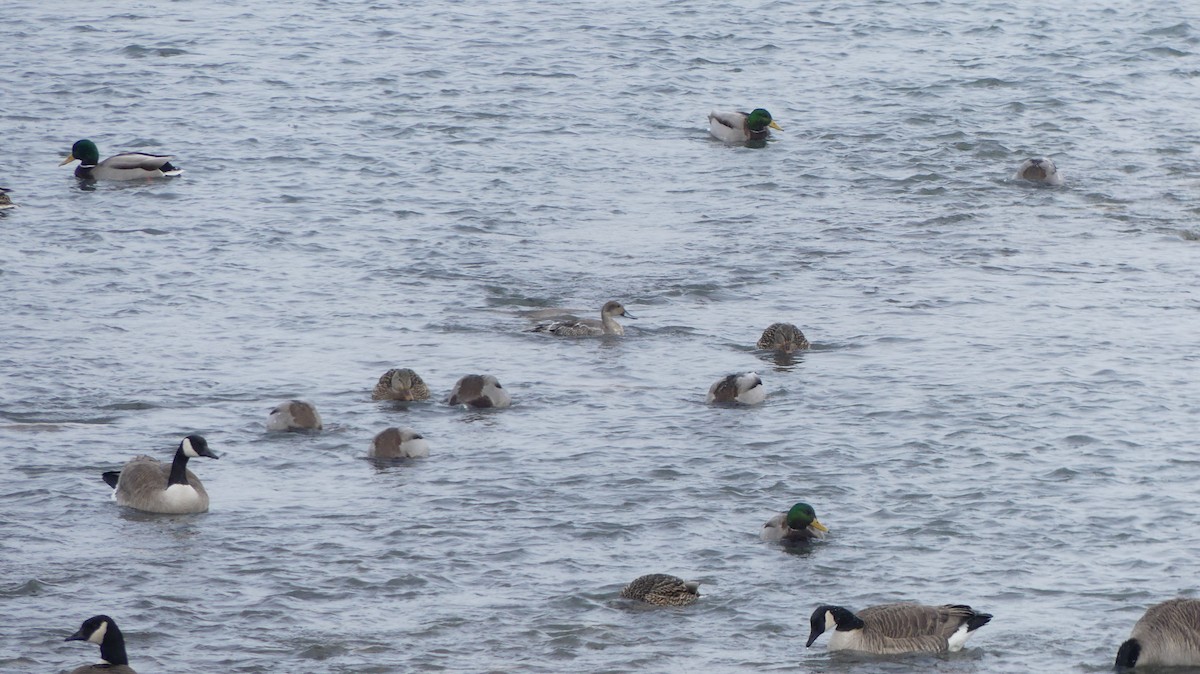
[3,0,1200,672]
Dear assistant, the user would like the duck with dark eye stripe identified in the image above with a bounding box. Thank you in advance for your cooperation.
[64,615,137,674]
[102,434,219,514]
[447,374,511,409]
[59,139,183,181]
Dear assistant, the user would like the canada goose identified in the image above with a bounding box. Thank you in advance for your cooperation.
[1014,157,1063,185]
[59,139,183,181]
[65,615,136,673]
[531,300,636,336]
[708,109,782,143]
[101,434,218,514]
[447,374,511,409]
[266,400,322,431]
[806,603,992,654]
[757,323,809,352]
[371,368,430,401]
[620,574,700,606]
[369,427,429,459]
[707,372,765,405]
[1115,598,1200,668]
[0,187,15,209]
[761,502,828,544]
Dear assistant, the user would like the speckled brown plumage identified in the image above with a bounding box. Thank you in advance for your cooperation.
[620,574,700,606]
[371,368,431,401]
[756,322,809,352]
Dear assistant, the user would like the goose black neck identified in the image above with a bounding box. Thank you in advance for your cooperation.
[168,448,191,487]
[1115,639,1140,668]
[99,622,130,666]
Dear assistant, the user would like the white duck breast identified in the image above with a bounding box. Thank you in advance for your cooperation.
[707,372,765,405]
[1116,598,1200,668]
[102,434,219,514]
[532,300,634,337]
[369,427,430,458]
[447,374,511,408]
[807,603,992,655]
[267,400,323,431]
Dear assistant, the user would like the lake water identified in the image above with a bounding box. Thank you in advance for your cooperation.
[3,0,1200,672]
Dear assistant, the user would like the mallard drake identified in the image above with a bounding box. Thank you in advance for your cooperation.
[757,322,809,352]
[707,372,765,405]
[761,502,828,544]
[1014,157,1062,185]
[65,615,137,674]
[59,139,183,181]
[0,187,15,209]
[531,300,636,337]
[708,108,781,143]
[369,427,429,459]
[807,603,992,654]
[101,435,219,514]
[372,368,430,401]
[620,574,700,606]
[1116,598,1200,668]
[447,374,511,409]
[266,400,323,431]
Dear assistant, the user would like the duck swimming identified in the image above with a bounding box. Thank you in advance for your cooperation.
[761,502,828,544]
[59,139,183,181]
[267,400,323,431]
[0,187,15,209]
[369,427,430,459]
[1014,157,1062,185]
[447,374,511,409]
[707,372,765,405]
[757,323,809,352]
[620,574,700,606]
[531,300,635,337]
[708,108,781,143]
[372,368,430,401]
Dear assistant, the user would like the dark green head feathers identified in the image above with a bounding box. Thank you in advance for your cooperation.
[745,108,777,132]
[68,139,101,166]
[786,502,822,529]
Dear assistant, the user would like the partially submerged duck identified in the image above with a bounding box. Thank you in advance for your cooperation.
[101,435,218,514]
[267,400,323,431]
[0,187,16,209]
[757,322,809,352]
[1116,598,1200,669]
[707,372,765,405]
[369,427,430,459]
[447,374,511,409]
[59,139,183,181]
[372,368,430,401]
[806,603,992,654]
[1014,157,1062,185]
[65,615,137,674]
[708,108,781,143]
[620,574,700,606]
[761,502,828,544]
[532,300,635,337]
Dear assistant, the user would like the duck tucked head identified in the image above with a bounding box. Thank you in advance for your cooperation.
[746,108,781,133]
[62,139,101,166]
[786,502,828,534]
